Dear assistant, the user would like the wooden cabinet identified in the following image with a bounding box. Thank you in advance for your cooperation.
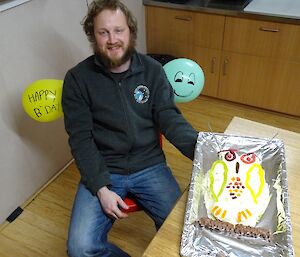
[145,6,300,116]
[146,7,193,56]
[218,52,300,115]
[219,17,300,116]
[223,17,300,61]
[146,6,225,97]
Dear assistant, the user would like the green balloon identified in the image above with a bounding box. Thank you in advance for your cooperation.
[163,58,205,103]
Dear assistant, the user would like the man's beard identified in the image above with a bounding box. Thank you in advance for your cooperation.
[94,38,136,69]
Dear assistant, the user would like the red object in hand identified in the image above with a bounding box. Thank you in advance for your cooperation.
[123,196,141,213]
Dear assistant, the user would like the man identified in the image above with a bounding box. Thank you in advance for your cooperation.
[62,0,198,256]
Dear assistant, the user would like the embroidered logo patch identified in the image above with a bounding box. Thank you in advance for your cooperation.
[134,85,150,104]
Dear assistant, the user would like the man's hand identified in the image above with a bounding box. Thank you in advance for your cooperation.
[97,186,129,219]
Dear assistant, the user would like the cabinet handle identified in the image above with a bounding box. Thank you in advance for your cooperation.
[223,59,228,76]
[174,15,192,21]
[211,57,216,74]
[259,27,280,32]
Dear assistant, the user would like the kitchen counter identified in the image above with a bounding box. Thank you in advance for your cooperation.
[143,0,300,25]
[244,0,300,20]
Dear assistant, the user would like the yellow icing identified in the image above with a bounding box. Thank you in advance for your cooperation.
[209,160,228,202]
[221,210,227,218]
[245,209,252,216]
[245,164,265,204]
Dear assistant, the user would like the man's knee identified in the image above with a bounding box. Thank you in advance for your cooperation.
[67,238,105,257]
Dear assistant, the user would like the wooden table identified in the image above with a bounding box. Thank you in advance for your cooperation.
[142,117,300,257]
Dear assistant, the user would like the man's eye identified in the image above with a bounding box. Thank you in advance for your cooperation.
[116,29,124,34]
[99,31,108,36]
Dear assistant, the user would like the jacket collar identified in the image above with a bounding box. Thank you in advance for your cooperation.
[94,51,144,76]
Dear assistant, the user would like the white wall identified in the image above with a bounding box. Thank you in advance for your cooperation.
[126,0,146,53]
[0,0,146,224]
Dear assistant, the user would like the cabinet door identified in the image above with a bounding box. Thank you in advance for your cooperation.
[192,13,225,97]
[218,52,300,116]
[193,12,225,49]
[146,6,193,57]
[146,6,225,54]
[193,47,221,97]
[223,17,300,62]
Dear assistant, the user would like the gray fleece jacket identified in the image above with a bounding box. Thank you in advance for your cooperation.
[62,51,198,195]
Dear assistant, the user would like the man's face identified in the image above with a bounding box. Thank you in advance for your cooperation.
[93,8,134,69]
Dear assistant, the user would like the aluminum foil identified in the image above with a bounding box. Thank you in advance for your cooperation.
[180,132,294,257]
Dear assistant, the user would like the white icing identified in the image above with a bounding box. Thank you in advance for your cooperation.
[204,150,270,226]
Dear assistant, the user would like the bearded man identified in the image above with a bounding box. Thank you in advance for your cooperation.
[62,1,198,256]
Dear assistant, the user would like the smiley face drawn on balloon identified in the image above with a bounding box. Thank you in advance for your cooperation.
[173,71,195,98]
[163,58,205,103]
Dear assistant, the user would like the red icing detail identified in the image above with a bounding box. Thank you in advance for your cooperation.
[241,153,256,164]
[225,150,236,161]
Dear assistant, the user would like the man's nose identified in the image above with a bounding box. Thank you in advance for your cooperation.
[108,32,117,44]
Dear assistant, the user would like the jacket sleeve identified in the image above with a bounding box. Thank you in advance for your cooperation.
[62,70,110,195]
[153,66,199,160]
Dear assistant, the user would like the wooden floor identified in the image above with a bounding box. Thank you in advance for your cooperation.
[0,96,299,257]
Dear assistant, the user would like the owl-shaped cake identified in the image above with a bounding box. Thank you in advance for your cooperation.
[204,149,270,227]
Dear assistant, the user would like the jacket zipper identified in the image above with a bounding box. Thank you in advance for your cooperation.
[117,80,134,173]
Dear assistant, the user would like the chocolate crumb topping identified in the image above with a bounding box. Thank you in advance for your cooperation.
[199,217,273,242]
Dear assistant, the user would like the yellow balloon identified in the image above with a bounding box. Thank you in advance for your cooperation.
[22,79,63,122]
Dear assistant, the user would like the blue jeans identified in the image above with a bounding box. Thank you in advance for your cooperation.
[67,162,181,257]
